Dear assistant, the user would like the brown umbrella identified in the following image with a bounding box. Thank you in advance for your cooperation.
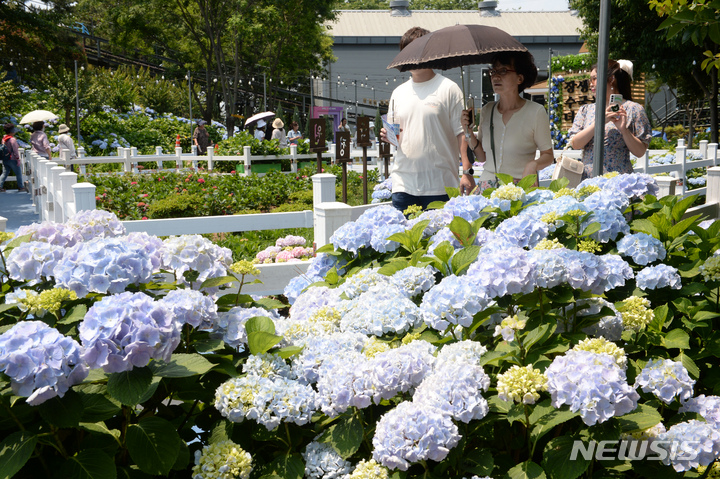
[387,24,528,72]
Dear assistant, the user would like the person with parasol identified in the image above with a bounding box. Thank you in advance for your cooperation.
[380,27,476,213]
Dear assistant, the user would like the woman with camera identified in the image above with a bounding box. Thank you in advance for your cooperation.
[568,59,651,178]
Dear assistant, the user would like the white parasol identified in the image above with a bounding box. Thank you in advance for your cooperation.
[19,110,59,124]
[244,111,275,128]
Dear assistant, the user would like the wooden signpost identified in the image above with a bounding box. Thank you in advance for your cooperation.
[335,131,352,203]
[378,140,391,179]
[356,116,372,204]
[309,117,327,173]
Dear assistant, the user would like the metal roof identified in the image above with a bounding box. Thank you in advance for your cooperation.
[327,10,583,41]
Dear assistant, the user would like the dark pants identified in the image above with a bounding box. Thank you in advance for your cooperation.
[0,159,23,189]
[392,192,450,212]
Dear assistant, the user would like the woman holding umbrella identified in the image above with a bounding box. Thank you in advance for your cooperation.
[30,121,52,159]
[462,51,554,191]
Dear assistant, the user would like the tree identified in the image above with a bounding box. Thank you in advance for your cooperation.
[339,0,476,8]
[648,0,720,142]
[569,0,718,142]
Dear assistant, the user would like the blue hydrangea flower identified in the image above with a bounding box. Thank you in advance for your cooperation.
[545,350,639,426]
[568,298,624,341]
[284,273,325,305]
[340,268,392,299]
[605,173,660,199]
[634,358,695,404]
[365,340,436,403]
[523,189,555,206]
[583,188,630,212]
[315,351,370,416]
[79,292,180,373]
[161,235,233,288]
[389,265,436,298]
[434,340,488,370]
[552,249,619,294]
[66,209,126,241]
[654,420,720,472]
[680,395,720,429]
[427,227,461,255]
[442,195,490,221]
[466,247,537,299]
[420,275,490,331]
[577,176,611,190]
[530,249,569,289]
[214,374,318,430]
[159,289,218,329]
[242,353,295,380]
[372,401,460,471]
[303,441,353,478]
[306,253,346,278]
[53,237,159,297]
[15,221,82,247]
[584,208,630,243]
[636,264,682,290]
[126,232,164,270]
[519,195,582,221]
[413,361,490,423]
[0,321,88,405]
[601,254,635,290]
[370,223,406,253]
[356,204,408,228]
[288,285,344,323]
[330,221,374,254]
[617,233,666,265]
[213,306,282,351]
[7,241,64,281]
[494,216,549,249]
[290,332,367,384]
[340,284,422,336]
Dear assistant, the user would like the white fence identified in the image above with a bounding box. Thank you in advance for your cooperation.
[13,141,720,295]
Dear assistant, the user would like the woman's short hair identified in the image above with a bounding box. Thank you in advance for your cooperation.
[32,121,45,131]
[492,51,538,93]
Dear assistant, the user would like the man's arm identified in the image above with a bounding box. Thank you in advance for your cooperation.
[458,133,476,195]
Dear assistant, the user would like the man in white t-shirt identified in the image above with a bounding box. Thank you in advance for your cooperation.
[382,27,476,212]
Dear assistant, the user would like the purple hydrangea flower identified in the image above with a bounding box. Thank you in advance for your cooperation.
[636,264,682,290]
[634,358,695,404]
[79,291,180,373]
[420,275,490,331]
[604,173,659,199]
[6,241,64,281]
[494,216,549,249]
[413,361,490,423]
[466,247,537,299]
[372,401,460,471]
[290,332,367,384]
[655,420,720,472]
[545,350,639,426]
[584,208,630,243]
[275,235,307,248]
[160,235,233,287]
[680,395,720,429]
[66,209,126,241]
[442,195,490,221]
[582,188,630,212]
[0,321,88,405]
[53,237,159,297]
[15,221,82,247]
[617,233,666,265]
[159,288,218,329]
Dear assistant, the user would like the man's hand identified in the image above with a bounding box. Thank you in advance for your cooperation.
[460,173,476,196]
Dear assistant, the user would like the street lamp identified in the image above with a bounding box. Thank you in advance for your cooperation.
[186,71,193,136]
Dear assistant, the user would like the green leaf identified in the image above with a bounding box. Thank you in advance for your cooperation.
[150,353,214,378]
[462,448,493,477]
[378,259,410,276]
[38,389,84,428]
[648,304,670,332]
[631,218,660,238]
[253,297,286,310]
[0,431,37,479]
[319,414,364,459]
[59,304,88,325]
[199,275,238,289]
[529,400,579,445]
[78,422,121,442]
[549,177,569,191]
[522,323,556,351]
[542,436,590,479]
[505,460,547,479]
[6,233,32,249]
[60,449,117,479]
[315,243,335,254]
[676,352,700,378]
[671,195,698,223]
[247,331,282,355]
[107,367,153,406]
[449,216,475,248]
[517,174,538,190]
[433,241,455,265]
[497,173,514,185]
[275,345,304,359]
[245,316,277,334]
[615,404,662,433]
[580,222,600,238]
[451,245,480,276]
[663,328,690,349]
[258,453,304,479]
[79,392,122,423]
[126,417,181,476]
[668,215,701,238]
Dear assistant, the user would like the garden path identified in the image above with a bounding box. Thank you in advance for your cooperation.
[0,191,39,232]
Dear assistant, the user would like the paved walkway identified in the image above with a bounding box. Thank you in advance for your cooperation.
[0,190,40,233]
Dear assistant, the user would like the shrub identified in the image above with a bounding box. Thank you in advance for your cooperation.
[147,193,203,218]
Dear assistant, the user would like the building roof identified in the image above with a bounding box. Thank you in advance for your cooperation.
[327,10,583,42]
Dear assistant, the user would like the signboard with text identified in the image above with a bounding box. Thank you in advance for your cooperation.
[309,118,326,151]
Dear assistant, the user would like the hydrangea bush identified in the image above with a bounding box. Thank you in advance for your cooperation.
[1,172,720,478]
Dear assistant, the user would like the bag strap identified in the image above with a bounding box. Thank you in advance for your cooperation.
[489,104,500,182]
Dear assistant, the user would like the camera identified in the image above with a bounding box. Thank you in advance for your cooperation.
[610,93,623,112]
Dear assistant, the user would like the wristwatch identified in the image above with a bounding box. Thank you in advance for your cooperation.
[462,168,474,175]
